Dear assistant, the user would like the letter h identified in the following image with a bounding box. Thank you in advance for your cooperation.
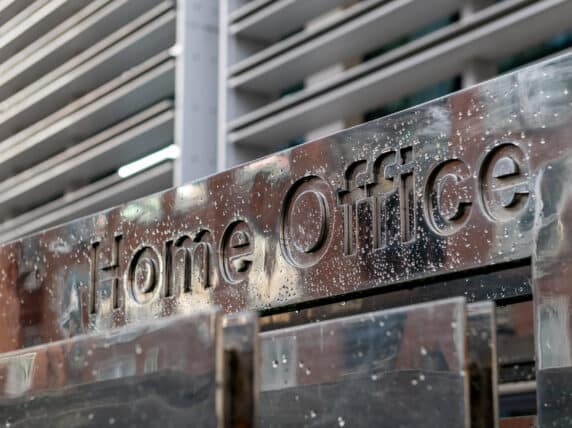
[90,234,122,314]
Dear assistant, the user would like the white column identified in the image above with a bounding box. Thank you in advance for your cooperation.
[461,0,497,88]
[174,0,219,185]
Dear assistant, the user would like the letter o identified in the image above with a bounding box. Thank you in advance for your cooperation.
[280,176,334,267]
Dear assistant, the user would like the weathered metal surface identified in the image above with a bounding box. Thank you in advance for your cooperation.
[0,53,571,356]
[0,310,220,427]
[258,298,469,427]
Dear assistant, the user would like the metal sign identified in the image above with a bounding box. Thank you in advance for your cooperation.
[0,53,571,352]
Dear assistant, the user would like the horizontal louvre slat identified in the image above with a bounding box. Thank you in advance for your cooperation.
[0,0,177,240]
[228,0,273,23]
[0,0,51,34]
[228,0,529,131]
[0,162,173,243]
[0,0,166,100]
[0,4,176,136]
[0,0,33,27]
[228,0,387,74]
[0,53,175,178]
[228,0,461,92]
[229,0,351,42]
[228,0,572,147]
[0,103,174,218]
[0,0,90,63]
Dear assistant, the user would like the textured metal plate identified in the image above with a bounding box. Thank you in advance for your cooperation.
[0,310,220,427]
[258,298,468,427]
[0,53,571,354]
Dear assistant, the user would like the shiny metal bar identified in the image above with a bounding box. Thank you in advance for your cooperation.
[0,310,221,427]
[258,298,469,427]
[533,154,572,427]
[468,301,499,428]
[497,301,534,369]
[498,380,536,396]
[221,312,259,428]
[259,298,499,426]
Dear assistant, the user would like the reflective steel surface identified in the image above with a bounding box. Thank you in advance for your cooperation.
[1,49,572,425]
[467,301,499,428]
[2,53,572,352]
[534,153,572,427]
[221,312,259,428]
[258,298,469,427]
[496,301,535,385]
[0,310,220,427]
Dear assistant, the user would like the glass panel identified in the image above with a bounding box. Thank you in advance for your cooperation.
[259,298,468,427]
[0,310,219,428]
